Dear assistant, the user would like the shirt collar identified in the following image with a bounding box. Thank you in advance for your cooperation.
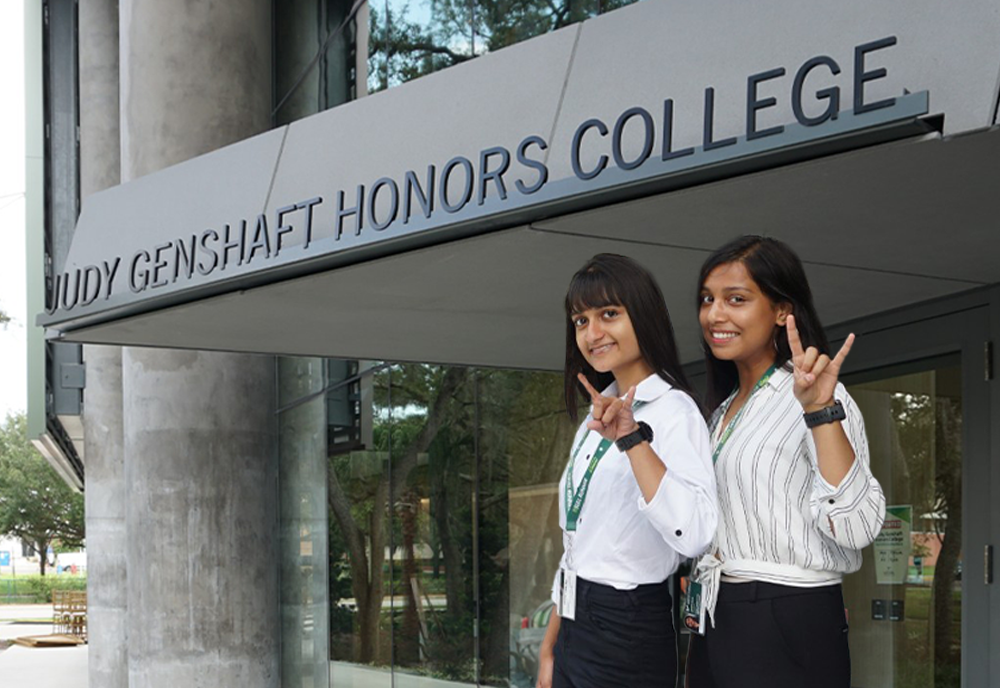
[599,373,672,403]
[764,364,794,390]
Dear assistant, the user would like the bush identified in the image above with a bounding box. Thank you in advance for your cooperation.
[0,575,87,604]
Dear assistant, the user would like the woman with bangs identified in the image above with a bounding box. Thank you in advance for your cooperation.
[686,236,885,688]
[536,253,718,688]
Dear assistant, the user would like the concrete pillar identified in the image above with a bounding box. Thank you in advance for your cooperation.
[79,2,126,686]
[118,2,279,687]
[123,351,278,687]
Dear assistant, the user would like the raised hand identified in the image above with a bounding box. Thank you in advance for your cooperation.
[786,314,855,412]
[577,373,638,441]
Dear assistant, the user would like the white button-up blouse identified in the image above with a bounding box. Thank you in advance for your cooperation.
[551,373,718,603]
[710,366,886,586]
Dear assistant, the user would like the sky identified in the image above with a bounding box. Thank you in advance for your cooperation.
[0,2,27,421]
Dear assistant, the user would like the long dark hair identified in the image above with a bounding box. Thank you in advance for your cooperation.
[564,253,702,422]
[698,235,830,410]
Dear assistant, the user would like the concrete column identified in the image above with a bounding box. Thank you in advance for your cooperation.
[79,2,126,687]
[118,2,279,687]
[123,351,278,687]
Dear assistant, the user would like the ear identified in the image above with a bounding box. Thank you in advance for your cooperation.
[775,303,792,326]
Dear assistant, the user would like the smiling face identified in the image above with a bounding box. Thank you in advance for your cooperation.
[571,304,649,382]
[699,261,790,367]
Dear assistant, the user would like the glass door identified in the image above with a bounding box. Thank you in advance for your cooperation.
[839,307,991,688]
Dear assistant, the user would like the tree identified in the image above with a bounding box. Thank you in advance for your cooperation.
[0,413,85,575]
[368,0,635,92]
[0,309,10,327]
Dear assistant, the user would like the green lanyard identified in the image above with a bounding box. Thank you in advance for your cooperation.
[711,364,778,465]
[564,400,647,532]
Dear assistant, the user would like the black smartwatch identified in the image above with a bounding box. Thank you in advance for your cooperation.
[803,400,846,428]
[616,421,654,452]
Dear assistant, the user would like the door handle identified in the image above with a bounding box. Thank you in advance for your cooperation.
[986,545,994,585]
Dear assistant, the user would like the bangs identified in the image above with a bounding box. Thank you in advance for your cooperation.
[565,267,625,315]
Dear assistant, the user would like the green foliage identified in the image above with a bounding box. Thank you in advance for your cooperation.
[368,0,638,92]
[0,413,85,574]
[0,309,9,327]
[0,574,87,604]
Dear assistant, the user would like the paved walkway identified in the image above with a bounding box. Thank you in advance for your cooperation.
[0,604,88,688]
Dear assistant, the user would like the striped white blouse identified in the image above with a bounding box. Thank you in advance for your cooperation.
[710,366,886,586]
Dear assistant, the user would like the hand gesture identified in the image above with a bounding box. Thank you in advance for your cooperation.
[786,314,855,412]
[577,373,638,441]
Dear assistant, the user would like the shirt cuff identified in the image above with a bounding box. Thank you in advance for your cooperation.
[813,454,867,519]
[636,470,696,549]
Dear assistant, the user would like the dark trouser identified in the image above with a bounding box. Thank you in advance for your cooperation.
[553,577,676,688]
[686,581,850,688]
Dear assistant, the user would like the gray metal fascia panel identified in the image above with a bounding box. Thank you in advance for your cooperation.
[38,0,1000,335]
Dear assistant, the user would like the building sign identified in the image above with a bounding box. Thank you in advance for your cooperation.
[0,551,10,567]
[41,36,929,327]
[874,505,912,585]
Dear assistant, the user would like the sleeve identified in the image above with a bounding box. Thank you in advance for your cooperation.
[807,386,887,550]
[635,394,719,558]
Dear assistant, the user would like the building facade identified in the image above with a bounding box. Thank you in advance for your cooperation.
[26,1,1000,687]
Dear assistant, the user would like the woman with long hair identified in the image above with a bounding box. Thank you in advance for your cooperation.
[686,236,885,688]
[536,253,718,688]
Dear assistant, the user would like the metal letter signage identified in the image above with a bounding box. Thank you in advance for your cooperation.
[41,36,929,331]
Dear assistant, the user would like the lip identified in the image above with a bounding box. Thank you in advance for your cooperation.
[589,342,616,356]
[707,330,739,344]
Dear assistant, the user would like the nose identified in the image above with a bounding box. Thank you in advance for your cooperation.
[705,299,725,324]
[586,318,605,342]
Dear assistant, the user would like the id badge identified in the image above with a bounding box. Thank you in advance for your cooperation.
[682,580,706,635]
[559,568,578,621]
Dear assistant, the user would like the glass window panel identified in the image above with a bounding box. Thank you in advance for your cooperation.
[274,0,360,125]
[844,358,962,688]
[370,0,642,92]
[278,356,331,688]
[328,362,393,687]
[477,368,571,687]
[389,364,478,686]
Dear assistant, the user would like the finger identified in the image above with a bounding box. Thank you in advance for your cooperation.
[831,333,855,369]
[786,314,805,360]
[591,396,607,421]
[602,398,624,426]
[586,419,605,434]
[624,386,637,408]
[800,346,819,373]
[577,373,602,400]
[810,354,832,380]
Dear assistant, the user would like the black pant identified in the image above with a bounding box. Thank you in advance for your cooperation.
[686,581,850,688]
[553,577,676,688]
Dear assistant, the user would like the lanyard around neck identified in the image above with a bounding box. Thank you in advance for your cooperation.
[711,364,778,464]
[564,399,647,532]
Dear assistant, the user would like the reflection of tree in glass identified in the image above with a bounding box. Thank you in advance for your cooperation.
[327,365,468,665]
[368,0,636,92]
[931,395,961,686]
[890,387,962,687]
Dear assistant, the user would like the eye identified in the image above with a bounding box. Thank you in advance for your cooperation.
[572,315,587,328]
[699,294,713,306]
[602,308,619,320]
[728,294,746,305]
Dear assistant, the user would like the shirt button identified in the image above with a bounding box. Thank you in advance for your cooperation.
[675,529,683,537]
[828,499,835,504]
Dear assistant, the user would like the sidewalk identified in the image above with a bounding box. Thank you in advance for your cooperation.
[0,604,88,688]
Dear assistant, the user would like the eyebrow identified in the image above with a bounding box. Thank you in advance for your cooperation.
[702,285,754,293]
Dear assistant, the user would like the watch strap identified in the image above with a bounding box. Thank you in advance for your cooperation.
[803,400,846,428]
[615,421,654,452]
